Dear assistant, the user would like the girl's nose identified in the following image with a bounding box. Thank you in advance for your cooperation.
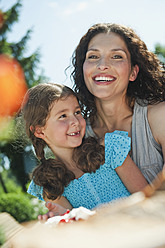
[70,115,79,126]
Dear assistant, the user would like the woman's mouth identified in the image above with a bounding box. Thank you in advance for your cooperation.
[93,75,116,85]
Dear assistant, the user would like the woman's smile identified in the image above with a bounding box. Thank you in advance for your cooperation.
[83,32,136,100]
[92,74,116,85]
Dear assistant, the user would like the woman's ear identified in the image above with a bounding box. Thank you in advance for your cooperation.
[129,65,139,82]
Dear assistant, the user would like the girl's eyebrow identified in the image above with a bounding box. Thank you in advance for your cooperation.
[55,105,80,116]
[55,109,68,115]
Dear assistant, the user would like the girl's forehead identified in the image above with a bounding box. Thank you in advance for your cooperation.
[50,95,79,111]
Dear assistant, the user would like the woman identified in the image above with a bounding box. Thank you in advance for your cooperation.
[71,22,165,184]
[39,23,165,219]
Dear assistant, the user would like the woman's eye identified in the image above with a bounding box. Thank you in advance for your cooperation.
[87,54,99,60]
[112,54,123,59]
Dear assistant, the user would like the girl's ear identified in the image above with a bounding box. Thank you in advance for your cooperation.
[32,126,45,139]
[129,65,139,82]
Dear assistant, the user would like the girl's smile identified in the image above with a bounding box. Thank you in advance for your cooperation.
[67,131,80,136]
[38,95,86,152]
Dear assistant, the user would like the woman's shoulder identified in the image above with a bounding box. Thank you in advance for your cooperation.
[134,100,165,123]
[148,102,165,144]
[148,102,165,126]
[148,101,165,115]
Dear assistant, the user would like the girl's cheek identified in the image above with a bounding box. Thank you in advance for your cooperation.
[82,118,86,130]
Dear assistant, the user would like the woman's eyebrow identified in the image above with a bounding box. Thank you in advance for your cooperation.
[87,48,99,52]
[87,48,127,54]
[112,48,126,51]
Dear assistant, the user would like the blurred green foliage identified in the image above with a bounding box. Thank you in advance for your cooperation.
[0,0,47,88]
[0,193,47,223]
[154,43,165,64]
[0,170,47,223]
[0,117,15,143]
[0,193,36,223]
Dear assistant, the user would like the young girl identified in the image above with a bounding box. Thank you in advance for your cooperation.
[22,83,148,215]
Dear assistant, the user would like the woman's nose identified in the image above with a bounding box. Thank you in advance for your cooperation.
[97,57,110,70]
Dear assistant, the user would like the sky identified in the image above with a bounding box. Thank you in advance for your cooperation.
[1,0,165,88]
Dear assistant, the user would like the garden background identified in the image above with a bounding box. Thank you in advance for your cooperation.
[0,0,165,245]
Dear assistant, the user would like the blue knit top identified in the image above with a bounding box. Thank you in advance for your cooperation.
[27,131,131,209]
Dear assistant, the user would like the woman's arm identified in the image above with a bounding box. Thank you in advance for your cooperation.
[115,155,148,193]
[117,102,165,194]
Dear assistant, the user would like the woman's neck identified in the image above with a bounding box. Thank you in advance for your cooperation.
[93,96,133,137]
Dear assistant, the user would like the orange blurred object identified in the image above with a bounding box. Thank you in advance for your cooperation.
[0,54,28,116]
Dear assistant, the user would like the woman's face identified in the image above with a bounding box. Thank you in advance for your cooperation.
[83,32,138,101]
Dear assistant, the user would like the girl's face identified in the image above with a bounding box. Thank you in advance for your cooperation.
[37,95,86,152]
[83,32,139,101]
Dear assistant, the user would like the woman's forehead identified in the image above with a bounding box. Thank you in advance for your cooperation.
[87,32,128,52]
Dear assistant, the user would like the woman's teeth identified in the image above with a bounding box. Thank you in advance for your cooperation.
[95,76,114,82]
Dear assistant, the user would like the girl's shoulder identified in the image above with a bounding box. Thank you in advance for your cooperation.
[105,131,131,169]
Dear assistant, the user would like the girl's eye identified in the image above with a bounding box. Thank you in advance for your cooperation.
[75,110,81,115]
[59,114,66,119]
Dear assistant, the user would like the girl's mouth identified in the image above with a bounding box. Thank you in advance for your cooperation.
[67,131,80,136]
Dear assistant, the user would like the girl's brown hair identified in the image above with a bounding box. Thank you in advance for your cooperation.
[21,83,104,200]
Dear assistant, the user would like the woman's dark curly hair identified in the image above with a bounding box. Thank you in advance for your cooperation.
[71,23,165,120]
[21,82,105,201]
[32,137,105,200]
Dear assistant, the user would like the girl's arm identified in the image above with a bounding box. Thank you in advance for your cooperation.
[115,155,148,193]
[38,196,73,221]
[51,196,73,210]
